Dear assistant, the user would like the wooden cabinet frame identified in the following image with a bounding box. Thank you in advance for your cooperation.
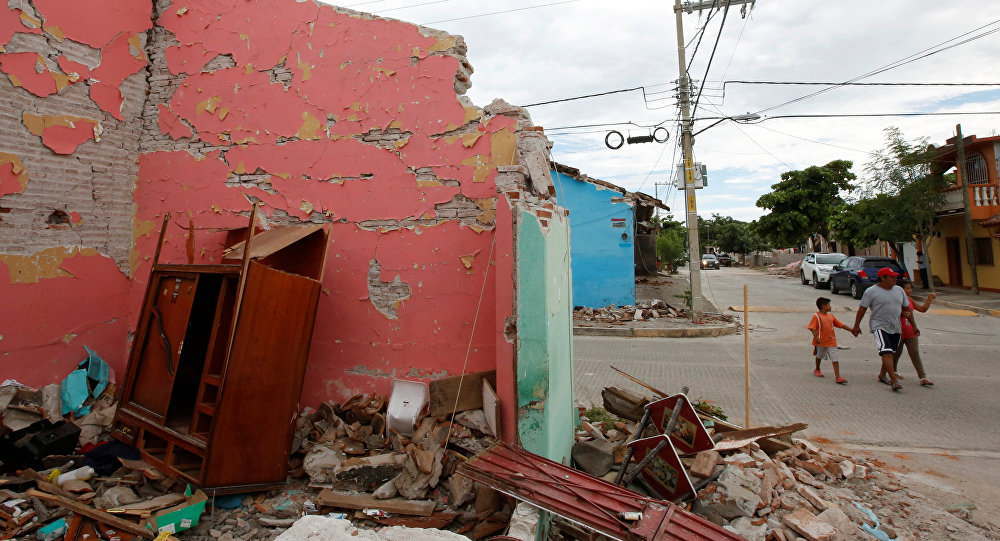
[112,211,329,494]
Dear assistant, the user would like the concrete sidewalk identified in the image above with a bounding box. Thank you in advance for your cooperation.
[573,271,736,338]
[910,286,1000,318]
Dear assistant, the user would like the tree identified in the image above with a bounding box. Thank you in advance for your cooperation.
[832,127,949,289]
[699,214,769,256]
[655,214,688,273]
[755,160,857,248]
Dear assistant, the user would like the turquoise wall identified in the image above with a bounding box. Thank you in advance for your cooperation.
[551,169,635,308]
[516,208,575,464]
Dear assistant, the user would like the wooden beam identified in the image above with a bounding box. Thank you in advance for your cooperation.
[315,489,435,516]
[26,489,156,539]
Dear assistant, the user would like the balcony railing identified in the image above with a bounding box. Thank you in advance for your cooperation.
[938,185,998,214]
[973,185,999,207]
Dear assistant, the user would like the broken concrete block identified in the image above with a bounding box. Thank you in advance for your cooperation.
[303,444,346,483]
[446,472,476,507]
[853,465,867,479]
[694,465,761,519]
[506,502,540,541]
[838,460,855,479]
[816,503,868,541]
[782,506,837,541]
[571,439,615,477]
[374,478,399,500]
[454,409,491,435]
[723,516,767,541]
[796,485,829,511]
[690,450,720,478]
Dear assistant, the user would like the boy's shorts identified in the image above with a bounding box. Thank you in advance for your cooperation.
[873,329,901,355]
[815,346,839,362]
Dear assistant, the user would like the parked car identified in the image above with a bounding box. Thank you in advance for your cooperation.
[828,256,909,299]
[800,252,846,289]
[716,253,733,267]
[700,253,720,270]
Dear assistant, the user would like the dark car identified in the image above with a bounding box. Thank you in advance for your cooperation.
[829,256,909,299]
[700,253,720,270]
[716,253,733,267]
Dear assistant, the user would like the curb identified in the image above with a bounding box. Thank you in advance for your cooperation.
[909,295,1000,318]
[573,323,737,338]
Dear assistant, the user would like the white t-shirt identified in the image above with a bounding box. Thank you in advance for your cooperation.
[859,284,908,334]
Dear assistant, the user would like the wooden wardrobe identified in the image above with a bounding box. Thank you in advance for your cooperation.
[111,214,329,494]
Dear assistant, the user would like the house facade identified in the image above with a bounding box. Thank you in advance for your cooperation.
[0,0,575,461]
[551,163,666,308]
[928,133,1000,291]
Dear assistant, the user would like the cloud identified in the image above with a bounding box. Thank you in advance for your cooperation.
[351,0,1000,220]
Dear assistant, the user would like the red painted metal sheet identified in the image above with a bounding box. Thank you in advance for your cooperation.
[457,442,745,541]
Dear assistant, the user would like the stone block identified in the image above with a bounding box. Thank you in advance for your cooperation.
[782,507,837,541]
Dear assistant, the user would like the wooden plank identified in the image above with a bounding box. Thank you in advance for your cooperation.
[428,370,497,416]
[315,489,435,516]
[482,379,499,437]
[27,489,156,539]
[222,224,324,260]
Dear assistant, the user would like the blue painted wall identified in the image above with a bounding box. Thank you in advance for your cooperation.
[551,169,635,308]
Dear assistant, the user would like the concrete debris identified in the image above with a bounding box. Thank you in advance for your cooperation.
[577,391,995,541]
[767,260,802,277]
[574,299,687,322]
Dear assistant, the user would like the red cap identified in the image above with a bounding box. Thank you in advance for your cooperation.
[877,267,900,278]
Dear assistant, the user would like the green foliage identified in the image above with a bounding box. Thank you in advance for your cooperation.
[655,214,688,273]
[692,399,727,421]
[832,128,948,258]
[755,160,857,248]
[698,214,770,255]
[581,406,620,427]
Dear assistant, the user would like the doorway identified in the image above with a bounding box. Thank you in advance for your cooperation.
[946,237,963,287]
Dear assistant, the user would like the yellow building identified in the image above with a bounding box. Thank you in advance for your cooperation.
[927,133,1000,292]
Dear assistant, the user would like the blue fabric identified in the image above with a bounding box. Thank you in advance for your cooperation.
[83,346,110,398]
[61,369,90,416]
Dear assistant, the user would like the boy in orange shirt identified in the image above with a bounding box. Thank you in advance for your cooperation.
[808,297,859,384]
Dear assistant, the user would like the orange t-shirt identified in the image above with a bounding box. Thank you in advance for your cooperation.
[807,312,845,348]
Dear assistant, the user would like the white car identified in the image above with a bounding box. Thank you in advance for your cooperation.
[800,252,846,288]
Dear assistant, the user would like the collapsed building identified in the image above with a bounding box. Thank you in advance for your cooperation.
[0,0,574,462]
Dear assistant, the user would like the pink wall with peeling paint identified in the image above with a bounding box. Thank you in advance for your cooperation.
[2,0,524,426]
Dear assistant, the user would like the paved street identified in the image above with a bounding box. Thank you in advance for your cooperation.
[574,266,1000,523]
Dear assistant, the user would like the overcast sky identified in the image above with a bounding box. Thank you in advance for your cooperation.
[343,0,1000,222]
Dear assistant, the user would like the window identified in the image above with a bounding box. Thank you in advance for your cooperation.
[965,151,989,185]
[974,237,995,265]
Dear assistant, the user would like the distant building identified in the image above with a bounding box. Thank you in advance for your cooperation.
[551,163,668,308]
[929,133,1000,291]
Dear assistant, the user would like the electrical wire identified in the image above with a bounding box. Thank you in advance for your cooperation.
[423,0,581,25]
[750,125,870,154]
[691,0,731,119]
[686,0,720,68]
[726,80,1000,87]
[753,19,1000,115]
[543,118,672,132]
[375,0,449,13]
[766,111,1000,120]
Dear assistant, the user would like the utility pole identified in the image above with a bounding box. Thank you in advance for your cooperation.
[672,0,754,321]
[653,182,672,220]
[955,124,980,294]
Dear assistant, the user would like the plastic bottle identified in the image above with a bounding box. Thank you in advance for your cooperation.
[56,466,95,486]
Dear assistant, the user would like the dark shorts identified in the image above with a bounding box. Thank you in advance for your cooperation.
[873,329,901,355]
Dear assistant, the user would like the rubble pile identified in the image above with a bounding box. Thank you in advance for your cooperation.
[767,260,802,277]
[1,380,512,541]
[573,396,994,541]
[574,299,687,323]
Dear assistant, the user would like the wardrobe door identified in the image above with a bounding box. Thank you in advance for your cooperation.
[129,273,199,420]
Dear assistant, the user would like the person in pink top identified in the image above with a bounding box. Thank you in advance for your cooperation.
[886,278,936,387]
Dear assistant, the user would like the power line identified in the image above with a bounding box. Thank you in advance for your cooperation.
[727,80,1000,87]
[691,0,731,118]
[766,110,1000,120]
[522,87,643,107]
[749,125,869,154]
[753,19,1000,115]
[422,0,581,25]
[544,118,672,132]
[375,0,449,13]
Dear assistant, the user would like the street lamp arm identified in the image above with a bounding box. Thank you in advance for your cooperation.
[691,113,762,136]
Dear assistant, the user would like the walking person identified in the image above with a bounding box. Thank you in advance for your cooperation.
[851,267,914,392]
[890,279,937,387]
[808,297,859,384]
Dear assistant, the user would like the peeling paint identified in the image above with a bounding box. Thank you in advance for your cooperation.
[22,113,101,154]
[0,152,29,196]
